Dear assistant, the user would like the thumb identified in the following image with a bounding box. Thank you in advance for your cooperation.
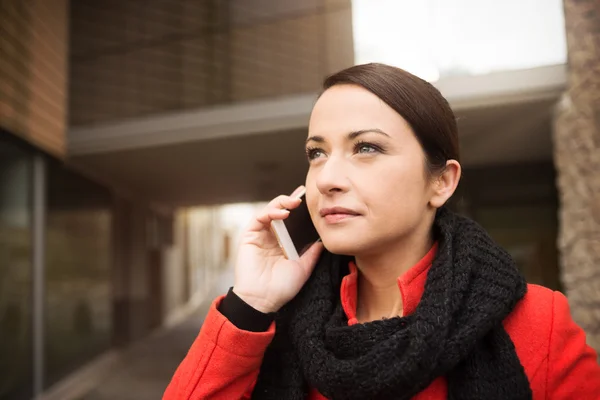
[298,240,324,277]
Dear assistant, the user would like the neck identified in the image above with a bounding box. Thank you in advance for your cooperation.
[354,219,434,323]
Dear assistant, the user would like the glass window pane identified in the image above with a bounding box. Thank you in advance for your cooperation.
[44,161,112,388]
[0,136,33,400]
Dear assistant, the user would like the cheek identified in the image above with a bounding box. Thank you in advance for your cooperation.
[365,161,428,215]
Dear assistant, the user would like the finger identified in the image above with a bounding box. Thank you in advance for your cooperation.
[247,195,301,231]
[268,194,302,211]
[298,240,324,277]
[255,208,290,226]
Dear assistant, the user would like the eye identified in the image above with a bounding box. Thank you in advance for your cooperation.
[355,141,381,154]
[305,147,325,161]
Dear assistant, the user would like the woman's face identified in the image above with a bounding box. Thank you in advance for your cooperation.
[305,84,440,256]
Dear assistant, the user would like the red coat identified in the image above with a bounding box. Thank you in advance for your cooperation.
[164,247,600,399]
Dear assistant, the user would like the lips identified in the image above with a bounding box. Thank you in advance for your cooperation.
[319,207,361,224]
[319,207,360,217]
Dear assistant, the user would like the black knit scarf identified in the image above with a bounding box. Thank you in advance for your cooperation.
[252,208,532,400]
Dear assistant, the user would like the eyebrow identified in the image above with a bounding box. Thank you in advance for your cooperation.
[305,128,390,144]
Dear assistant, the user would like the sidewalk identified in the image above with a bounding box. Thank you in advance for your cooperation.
[78,272,233,400]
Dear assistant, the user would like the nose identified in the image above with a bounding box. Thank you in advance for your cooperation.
[315,155,350,195]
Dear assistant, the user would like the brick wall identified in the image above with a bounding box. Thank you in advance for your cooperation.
[69,0,354,126]
[0,0,68,157]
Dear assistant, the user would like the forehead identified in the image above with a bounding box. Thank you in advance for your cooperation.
[308,84,409,138]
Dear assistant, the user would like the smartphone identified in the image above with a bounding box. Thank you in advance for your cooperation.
[271,187,320,260]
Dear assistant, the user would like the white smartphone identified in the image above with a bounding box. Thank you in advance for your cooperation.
[270,187,320,260]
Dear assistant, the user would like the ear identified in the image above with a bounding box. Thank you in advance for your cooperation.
[429,160,461,208]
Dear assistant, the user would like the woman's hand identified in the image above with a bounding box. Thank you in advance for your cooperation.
[232,187,323,314]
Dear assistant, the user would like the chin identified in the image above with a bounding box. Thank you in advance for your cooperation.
[320,234,369,256]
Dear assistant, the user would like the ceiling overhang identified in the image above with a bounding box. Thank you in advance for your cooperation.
[69,64,566,156]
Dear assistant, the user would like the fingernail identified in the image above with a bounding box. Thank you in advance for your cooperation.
[290,185,305,198]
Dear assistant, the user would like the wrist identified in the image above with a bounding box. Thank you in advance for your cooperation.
[219,288,274,332]
[232,287,280,314]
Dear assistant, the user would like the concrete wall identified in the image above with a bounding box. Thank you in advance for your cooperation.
[553,0,600,355]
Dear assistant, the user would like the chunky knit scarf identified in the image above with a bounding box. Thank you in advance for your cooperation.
[252,208,532,400]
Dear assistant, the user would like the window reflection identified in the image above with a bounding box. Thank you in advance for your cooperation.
[0,137,33,400]
[44,160,112,388]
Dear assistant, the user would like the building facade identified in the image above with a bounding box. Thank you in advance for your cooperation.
[1,0,598,399]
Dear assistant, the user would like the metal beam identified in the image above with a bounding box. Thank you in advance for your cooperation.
[32,154,46,398]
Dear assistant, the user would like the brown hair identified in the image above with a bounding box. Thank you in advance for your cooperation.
[323,63,459,174]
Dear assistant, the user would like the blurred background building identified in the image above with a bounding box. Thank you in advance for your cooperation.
[0,0,598,399]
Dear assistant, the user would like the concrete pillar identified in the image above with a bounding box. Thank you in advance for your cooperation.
[553,0,600,354]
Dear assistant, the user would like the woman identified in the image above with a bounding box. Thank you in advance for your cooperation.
[164,63,600,400]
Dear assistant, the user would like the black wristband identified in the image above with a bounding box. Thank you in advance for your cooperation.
[218,287,275,332]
